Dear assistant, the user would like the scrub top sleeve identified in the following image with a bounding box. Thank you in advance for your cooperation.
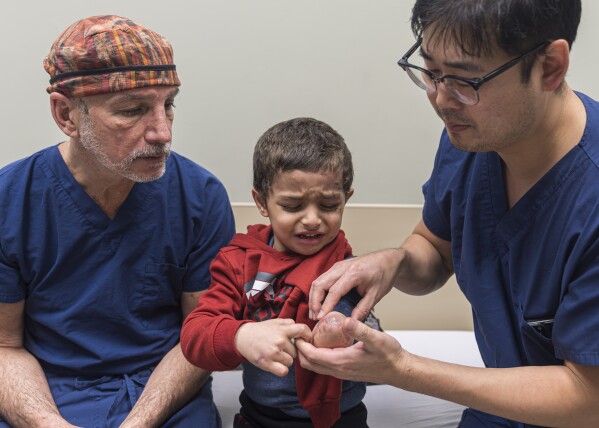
[553,243,599,366]
[422,180,451,242]
[0,241,25,303]
[421,133,453,242]
[183,179,236,293]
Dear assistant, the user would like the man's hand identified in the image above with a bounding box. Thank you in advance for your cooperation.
[296,317,405,385]
[235,319,312,376]
[309,249,403,321]
[309,220,454,322]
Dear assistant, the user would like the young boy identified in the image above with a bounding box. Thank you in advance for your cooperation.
[181,117,371,428]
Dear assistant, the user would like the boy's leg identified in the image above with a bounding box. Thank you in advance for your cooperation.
[332,401,368,428]
[235,390,313,428]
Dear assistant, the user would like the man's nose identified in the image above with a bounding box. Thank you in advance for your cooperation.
[145,109,173,144]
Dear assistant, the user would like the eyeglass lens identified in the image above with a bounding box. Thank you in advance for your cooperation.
[406,68,479,105]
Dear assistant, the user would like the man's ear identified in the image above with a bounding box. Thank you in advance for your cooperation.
[540,39,570,92]
[49,92,80,138]
[251,188,269,217]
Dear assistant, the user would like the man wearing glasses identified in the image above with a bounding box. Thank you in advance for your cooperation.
[298,1,599,427]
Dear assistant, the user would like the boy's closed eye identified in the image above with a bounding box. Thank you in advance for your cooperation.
[280,204,302,212]
[320,203,341,211]
[278,203,341,212]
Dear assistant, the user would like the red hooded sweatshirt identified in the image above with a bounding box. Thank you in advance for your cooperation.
[181,224,353,428]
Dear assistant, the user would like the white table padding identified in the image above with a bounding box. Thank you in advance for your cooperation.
[212,330,484,427]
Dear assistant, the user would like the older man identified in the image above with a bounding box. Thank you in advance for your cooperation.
[0,15,234,427]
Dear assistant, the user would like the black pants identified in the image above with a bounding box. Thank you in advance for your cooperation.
[233,390,368,428]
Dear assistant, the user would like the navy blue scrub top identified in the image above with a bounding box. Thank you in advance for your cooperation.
[423,91,599,370]
[0,146,235,376]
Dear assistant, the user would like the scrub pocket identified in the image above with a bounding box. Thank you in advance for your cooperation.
[521,318,560,365]
[134,262,187,330]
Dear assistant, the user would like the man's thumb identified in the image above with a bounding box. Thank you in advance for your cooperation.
[343,317,371,343]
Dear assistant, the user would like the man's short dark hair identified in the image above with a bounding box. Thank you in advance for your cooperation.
[253,117,353,198]
[410,0,582,82]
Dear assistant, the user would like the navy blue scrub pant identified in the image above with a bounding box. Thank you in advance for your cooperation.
[0,369,221,428]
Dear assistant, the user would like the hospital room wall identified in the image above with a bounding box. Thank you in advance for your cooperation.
[2,1,597,329]
[2,1,598,205]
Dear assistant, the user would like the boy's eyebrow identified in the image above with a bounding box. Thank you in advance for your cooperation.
[278,192,343,200]
[320,193,342,199]
[419,47,485,73]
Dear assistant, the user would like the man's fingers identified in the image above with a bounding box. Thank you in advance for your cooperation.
[295,338,337,368]
[309,280,326,320]
[317,260,376,319]
[350,293,375,321]
[309,266,343,319]
[315,287,344,320]
[315,274,359,320]
[295,338,360,379]
[343,317,371,343]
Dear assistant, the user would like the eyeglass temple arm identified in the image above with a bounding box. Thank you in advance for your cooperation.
[467,41,552,89]
[400,40,422,62]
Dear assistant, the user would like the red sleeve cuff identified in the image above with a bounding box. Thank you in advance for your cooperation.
[213,318,253,368]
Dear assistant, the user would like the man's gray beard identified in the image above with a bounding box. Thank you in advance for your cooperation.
[78,111,170,183]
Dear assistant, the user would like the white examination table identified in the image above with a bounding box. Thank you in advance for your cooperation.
[212,330,484,428]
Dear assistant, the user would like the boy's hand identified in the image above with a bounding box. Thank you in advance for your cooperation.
[235,319,312,376]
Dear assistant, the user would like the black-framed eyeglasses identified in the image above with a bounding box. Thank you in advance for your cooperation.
[397,40,550,105]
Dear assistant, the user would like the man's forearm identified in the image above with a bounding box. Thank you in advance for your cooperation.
[120,343,211,428]
[394,232,453,295]
[0,347,72,428]
[398,353,599,427]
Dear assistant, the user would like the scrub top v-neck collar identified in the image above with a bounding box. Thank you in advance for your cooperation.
[487,144,585,245]
[44,145,157,234]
